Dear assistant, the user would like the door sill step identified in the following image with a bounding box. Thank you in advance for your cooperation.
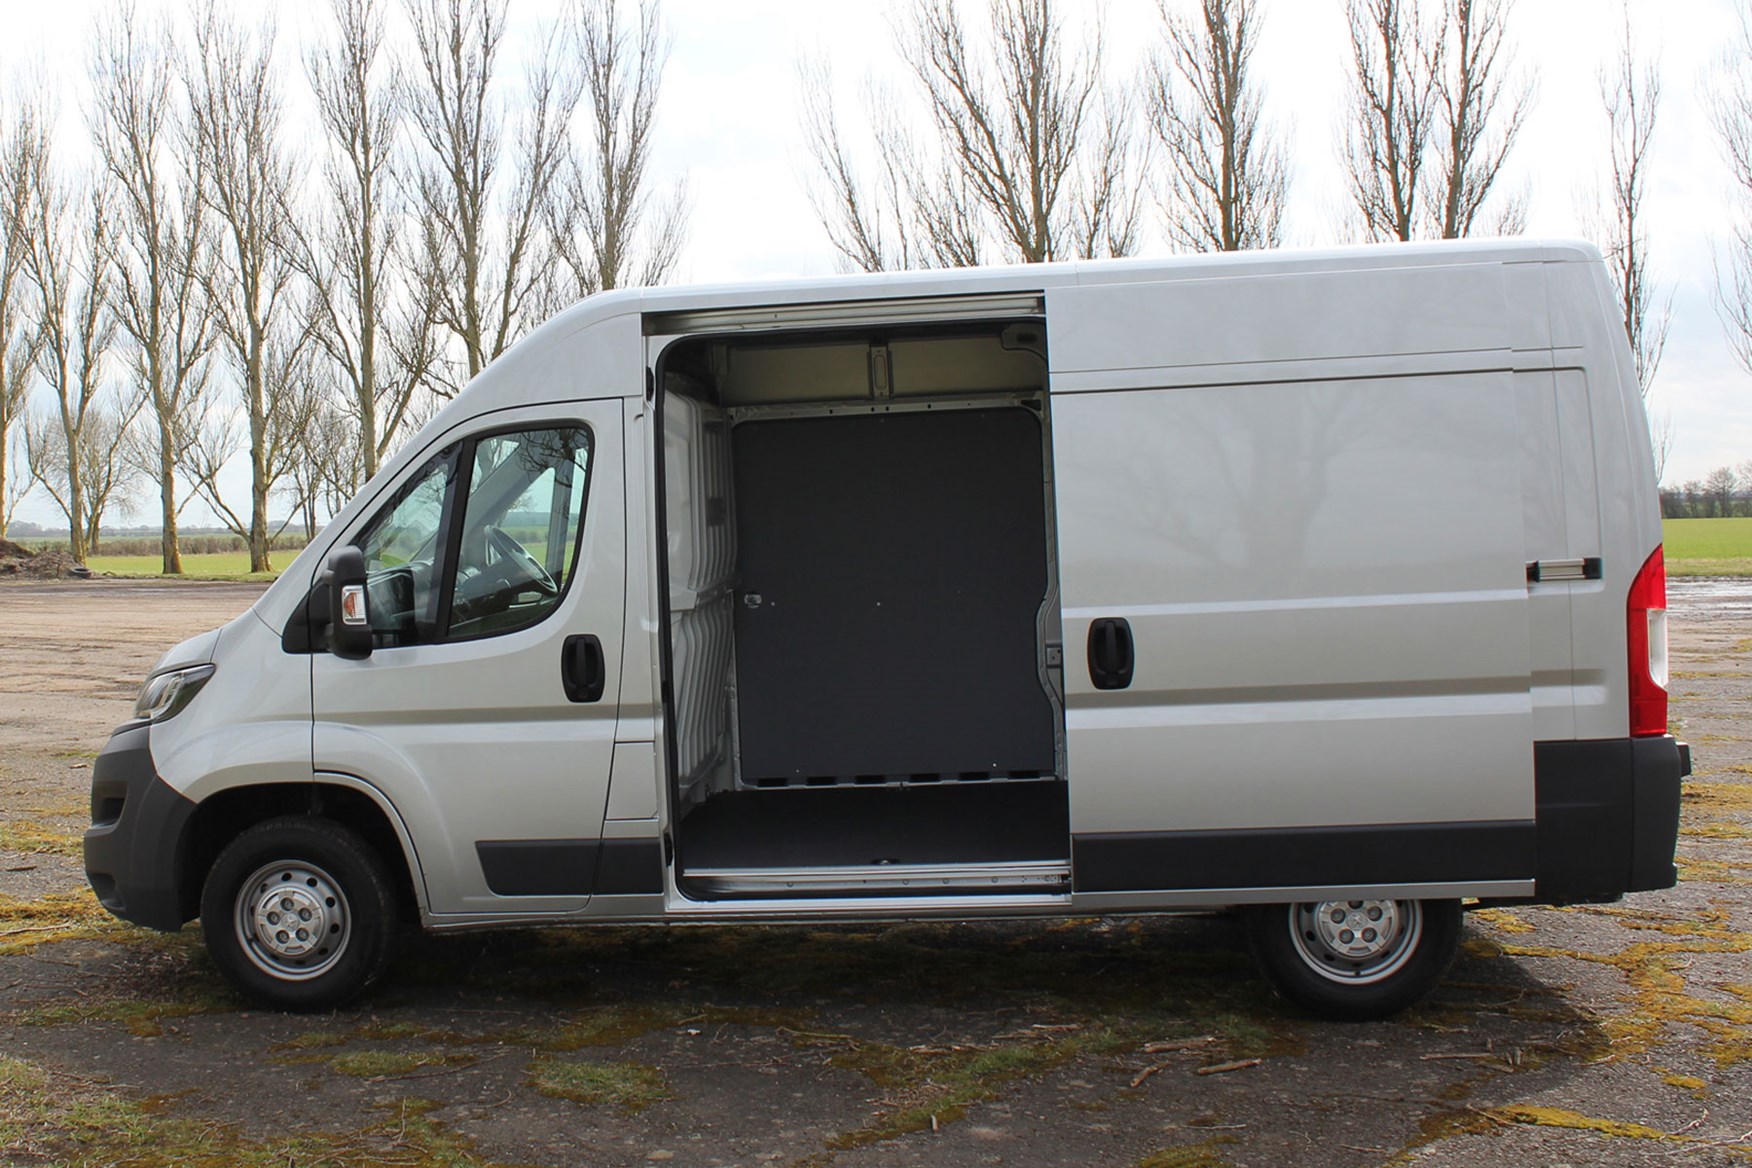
[683,860,1071,897]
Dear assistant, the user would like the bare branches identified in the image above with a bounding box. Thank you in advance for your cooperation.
[93,2,218,572]
[1711,6,1752,382]
[405,0,580,392]
[20,140,124,564]
[1148,0,1287,253]
[1342,0,1441,242]
[1343,0,1528,242]
[305,0,432,481]
[188,4,308,572]
[904,0,1091,263]
[1428,0,1530,239]
[1595,6,1667,398]
[0,104,43,539]
[550,0,687,297]
[803,0,1136,271]
[800,61,917,273]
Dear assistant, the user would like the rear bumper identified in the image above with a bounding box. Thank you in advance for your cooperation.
[82,722,197,932]
[1533,735,1689,903]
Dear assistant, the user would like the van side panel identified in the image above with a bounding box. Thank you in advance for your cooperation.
[1049,266,1536,894]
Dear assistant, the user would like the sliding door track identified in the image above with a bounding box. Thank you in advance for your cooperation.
[684,860,1071,898]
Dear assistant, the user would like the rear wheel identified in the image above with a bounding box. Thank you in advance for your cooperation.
[200,816,397,1012]
[1246,898,1461,1021]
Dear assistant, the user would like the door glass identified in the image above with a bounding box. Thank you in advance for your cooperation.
[357,447,457,647]
[448,427,592,639]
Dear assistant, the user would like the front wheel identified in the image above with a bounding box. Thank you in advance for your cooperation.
[1245,898,1461,1021]
[200,816,398,1012]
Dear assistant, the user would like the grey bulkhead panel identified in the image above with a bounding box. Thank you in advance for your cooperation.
[1048,261,1540,900]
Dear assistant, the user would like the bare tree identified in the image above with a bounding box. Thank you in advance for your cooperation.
[1593,8,1667,398]
[1147,0,1288,253]
[1649,409,1673,484]
[803,0,1140,271]
[304,0,435,483]
[404,0,582,393]
[27,393,143,554]
[0,109,41,541]
[188,6,308,572]
[0,431,29,533]
[1711,7,1752,382]
[183,320,321,555]
[19,123,119,564]
[1342,0,1441,242]
[94,7,219,573]
[550,0,687,297]
[1427,0,1530,238]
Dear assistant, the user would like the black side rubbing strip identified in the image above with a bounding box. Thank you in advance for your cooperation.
[1073,820,1535,893]
[475,840,599,896]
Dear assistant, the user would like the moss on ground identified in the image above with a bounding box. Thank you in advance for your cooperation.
[527,1055,666,1111]
[0,1056,506,1167]
[0,890,130,954]
[1134,1136,1238,1167]
[329,1049,479,1079]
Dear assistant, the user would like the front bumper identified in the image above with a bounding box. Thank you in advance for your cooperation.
[82,722,198,932]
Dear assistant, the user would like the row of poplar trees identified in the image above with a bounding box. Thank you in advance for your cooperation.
[0,0,1704,570]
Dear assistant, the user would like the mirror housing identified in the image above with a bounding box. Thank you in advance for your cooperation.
[325,545,373,660]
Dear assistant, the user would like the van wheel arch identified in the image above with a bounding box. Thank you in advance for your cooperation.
[180,783,420,926]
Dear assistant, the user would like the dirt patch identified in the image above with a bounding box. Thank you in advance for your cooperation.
[0,547,91,579]
[0,579,1747,1166]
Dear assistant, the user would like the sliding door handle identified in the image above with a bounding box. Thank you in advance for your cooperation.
[1087,618,1134,690]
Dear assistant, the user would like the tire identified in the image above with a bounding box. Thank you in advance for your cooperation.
[1245,898,1461,1021]
[200,816,398,1012]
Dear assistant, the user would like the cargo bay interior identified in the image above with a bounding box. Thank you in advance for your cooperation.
[655,319,1071,898]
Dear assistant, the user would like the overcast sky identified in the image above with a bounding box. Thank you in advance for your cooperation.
[4,0,1747,529]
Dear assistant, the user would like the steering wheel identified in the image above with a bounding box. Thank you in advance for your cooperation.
[485,525,559,597]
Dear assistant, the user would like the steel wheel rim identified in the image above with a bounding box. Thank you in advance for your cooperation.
[234,860,352,981]
[1288,899,1422,986]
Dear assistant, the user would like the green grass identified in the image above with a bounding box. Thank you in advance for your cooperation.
[82,552,280,581]
[1664,518,1752,577]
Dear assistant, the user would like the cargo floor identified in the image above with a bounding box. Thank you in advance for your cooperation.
[677,782,1070,871]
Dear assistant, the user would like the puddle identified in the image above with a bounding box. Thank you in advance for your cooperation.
[1670,577,1752,622]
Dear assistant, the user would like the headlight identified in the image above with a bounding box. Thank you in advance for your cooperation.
[134,664,216,723]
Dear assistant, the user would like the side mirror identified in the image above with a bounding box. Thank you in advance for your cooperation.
[325,545,373,660]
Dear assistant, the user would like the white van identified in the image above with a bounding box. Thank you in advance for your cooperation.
[83,240,1688,1020]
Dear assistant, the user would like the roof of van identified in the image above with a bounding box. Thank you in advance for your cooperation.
[536,236,1600,337]
[441,236,1604,416]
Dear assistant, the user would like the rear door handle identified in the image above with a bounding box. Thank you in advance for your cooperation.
[561,634,606,702]
[1087,618,1134,690]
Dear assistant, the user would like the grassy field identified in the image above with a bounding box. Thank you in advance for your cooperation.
[84,553,280,581]
[1663,517,1752,577]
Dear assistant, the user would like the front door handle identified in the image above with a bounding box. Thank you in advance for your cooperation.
[1087,618,1134,690]
[561,634,606,703]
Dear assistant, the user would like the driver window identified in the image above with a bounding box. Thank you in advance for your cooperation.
[356,446,457,648]
[447,426,592,639]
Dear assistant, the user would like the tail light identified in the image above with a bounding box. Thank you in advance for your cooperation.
[1627,545,1668,737]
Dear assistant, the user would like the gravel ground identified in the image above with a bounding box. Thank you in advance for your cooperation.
[0,576,1748,1167]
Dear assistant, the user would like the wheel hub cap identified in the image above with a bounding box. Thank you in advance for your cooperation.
[236,862,350,980]
[1289,898,1423,986]
[1313,899,1400,960]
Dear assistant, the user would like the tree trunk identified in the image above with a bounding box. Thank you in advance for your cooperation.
[68,452,88,564]
[247,322,271,575]
[160,421,183,574]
